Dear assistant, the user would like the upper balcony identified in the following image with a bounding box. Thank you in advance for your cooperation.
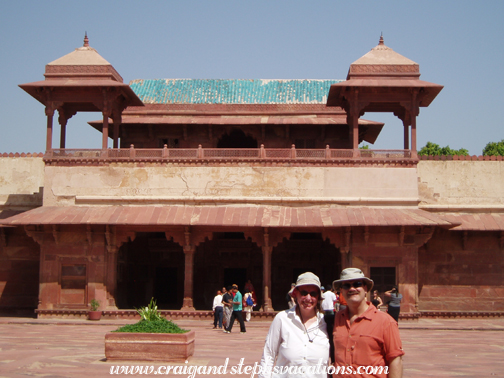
[44,145,415,167]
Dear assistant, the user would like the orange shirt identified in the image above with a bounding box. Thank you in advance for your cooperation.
[339,294,347,306]
[332,303,404,377]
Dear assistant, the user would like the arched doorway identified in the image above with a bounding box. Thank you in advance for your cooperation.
[193,232,263,310]
[116,232,184,309]
[217,128,258,148]
[271,233,341,310]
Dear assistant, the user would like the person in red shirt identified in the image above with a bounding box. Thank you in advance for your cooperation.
[331,268,404,378]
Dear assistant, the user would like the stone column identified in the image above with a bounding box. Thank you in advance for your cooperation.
[398,245,419,314]
[410,91,419,159]
[102,111,110,150]
[112,109,122,149]
[262,245,273,312]
[181,247,196,310]
[403,120,409,150]
[45,106,54,152]
[106,245,119,309]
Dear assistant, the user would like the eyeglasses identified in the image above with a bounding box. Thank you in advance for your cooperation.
[341,281,364,290]
[299,290,319,297]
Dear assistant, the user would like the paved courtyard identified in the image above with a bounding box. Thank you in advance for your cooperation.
[0,316,503,377]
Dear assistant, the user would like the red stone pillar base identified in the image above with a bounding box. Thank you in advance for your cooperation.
[181,298,195,311]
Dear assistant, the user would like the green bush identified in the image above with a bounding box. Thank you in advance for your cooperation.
[113,318,189,334]
[90,299,100,311]
[113,297,189,334]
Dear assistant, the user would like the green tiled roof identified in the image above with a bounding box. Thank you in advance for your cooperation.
[129,79,341,104]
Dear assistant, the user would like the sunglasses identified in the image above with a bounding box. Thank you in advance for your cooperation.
[299,290,319,297]
[341,281,365,290]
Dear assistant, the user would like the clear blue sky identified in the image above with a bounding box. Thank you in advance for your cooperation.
[1,1,503,155]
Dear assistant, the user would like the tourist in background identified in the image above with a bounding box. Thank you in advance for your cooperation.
[212,290,223,329]
[371,289,383,309]
[384,285,402,322]
[222,286,233,329]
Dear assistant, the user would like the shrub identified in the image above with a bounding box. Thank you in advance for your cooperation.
[112,297,189,334]
[113,318,189,334]
[90,299,100,311]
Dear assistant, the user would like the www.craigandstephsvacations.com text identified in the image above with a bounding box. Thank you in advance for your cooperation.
[109,358,389,376]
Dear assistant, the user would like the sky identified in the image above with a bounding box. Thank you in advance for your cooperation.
[1,1,503,155]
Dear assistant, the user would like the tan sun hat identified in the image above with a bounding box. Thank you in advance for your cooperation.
[332,268,374,291]
[294,272,322,297]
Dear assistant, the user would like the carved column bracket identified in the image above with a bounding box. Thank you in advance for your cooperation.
[364,226,370,246]
[86,225,93,247]
[0,228,6,249]
[462,231,468,250]
[52,225,60,245]
[414,226,435,247]
[343,227,351,253]
[399,226,405,246]
[24,226,46,246]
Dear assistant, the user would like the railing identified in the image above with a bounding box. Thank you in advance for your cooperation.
[45,145,414,162]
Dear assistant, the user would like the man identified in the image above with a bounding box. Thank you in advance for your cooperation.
[212,290,223,329]
[286,283,296,309]
[221,286,233,329]
[224,284,246,334]
[331,268,404,377]
[321,285,337,316]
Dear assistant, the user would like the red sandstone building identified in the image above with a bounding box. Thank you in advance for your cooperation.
[1,35,503,319]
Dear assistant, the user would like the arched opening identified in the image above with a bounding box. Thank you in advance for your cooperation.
[193,232,262,310]
[116,232,184,309]
[217,128,258,148]
[271,233,341,310]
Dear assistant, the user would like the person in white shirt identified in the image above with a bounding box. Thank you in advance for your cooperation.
[243,290,255,322]
[259,272,329,378]
[212,290,223,329]
[321,286,337,315]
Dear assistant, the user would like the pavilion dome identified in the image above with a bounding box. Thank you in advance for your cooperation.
[347,36,420,80]
[44,34,123,82]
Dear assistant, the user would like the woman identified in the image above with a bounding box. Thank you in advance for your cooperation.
[384,285,402,322]
[243,290,255,322]
[371,289,383,309]
[259,272,329,378]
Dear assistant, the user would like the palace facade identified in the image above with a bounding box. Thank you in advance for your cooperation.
[1,35,503,318]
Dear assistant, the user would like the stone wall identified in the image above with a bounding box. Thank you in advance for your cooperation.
[419,228,504,312]
[0,157,44,211]
[418,160,504,207]
[43,165,419,206]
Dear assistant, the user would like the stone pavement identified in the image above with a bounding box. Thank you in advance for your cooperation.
[0,316,503,377]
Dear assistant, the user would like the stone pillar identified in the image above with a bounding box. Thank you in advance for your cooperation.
[410,91,419,159]
[112,109,122,149]
[106,245,119,309]
[181,227,195,311]
[45,106,54,152]
[262,245,273,312]
[24,228,58,312]
[398,246,419,313]
[411,116,417,159]
[403,120,409,150]
[102,111,110,150]
[181,247,195,310]
[59,120,66,149]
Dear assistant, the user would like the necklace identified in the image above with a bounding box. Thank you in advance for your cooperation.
[299,310,319,343]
